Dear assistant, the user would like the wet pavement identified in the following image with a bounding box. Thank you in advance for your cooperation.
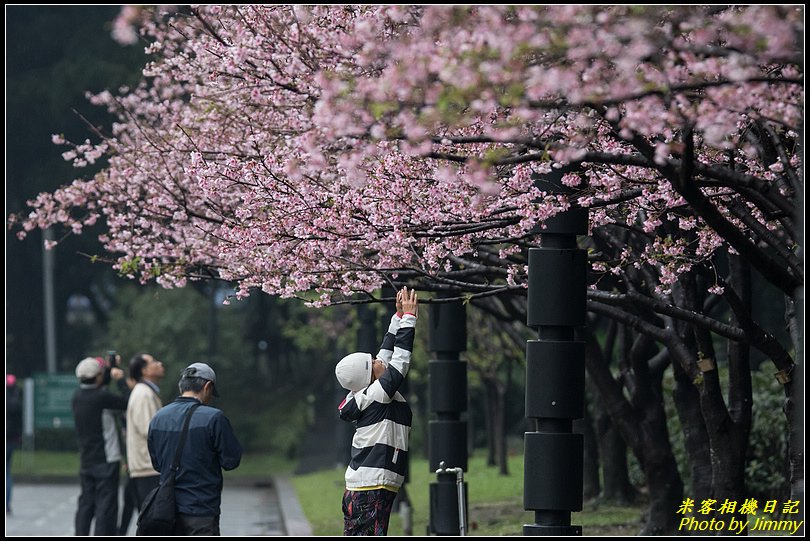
[5,477,308,536]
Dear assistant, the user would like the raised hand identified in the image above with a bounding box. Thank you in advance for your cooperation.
[396,288,404,316]
[400,286,418,317]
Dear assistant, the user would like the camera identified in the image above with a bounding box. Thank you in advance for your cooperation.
[102,350,118,385]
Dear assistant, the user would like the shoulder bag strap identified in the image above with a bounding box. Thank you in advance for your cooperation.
[171,402,201,472]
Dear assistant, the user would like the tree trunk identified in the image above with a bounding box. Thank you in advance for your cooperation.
[481,375,498,466]
[671,361,712,503]
[482,376,509,475]
[695,366,750,534]
[595,407,637,504]
[588,319,636,503]
[639,438,684,536]
[493,380,507,476]
[483,382,496,467]
[499,357,512,476]
[678,264,752,535]
[630,334,684,536]
[784,295,804,535]
[585,327,683,534]
[784,373,803,534]
[722,254,754,534]
[580,388,601,501]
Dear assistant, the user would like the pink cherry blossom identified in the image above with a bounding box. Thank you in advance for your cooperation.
[8,5,801,306]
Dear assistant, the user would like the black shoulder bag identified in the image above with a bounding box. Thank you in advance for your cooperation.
[136,402,201,536]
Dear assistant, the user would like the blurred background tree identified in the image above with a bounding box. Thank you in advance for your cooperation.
[6,6,145,375]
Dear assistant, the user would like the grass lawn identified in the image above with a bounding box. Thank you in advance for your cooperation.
[291,452,646,536]
[11,450,80,476]
[11,449,295,479]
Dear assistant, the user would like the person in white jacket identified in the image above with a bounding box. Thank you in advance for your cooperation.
[125,353,165,507]
[336,287,418,536]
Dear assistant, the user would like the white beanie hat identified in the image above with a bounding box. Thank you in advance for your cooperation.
[335,352,373,392]
[76,357,103,380]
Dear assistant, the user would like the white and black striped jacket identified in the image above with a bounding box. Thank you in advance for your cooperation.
[338,312,416,491]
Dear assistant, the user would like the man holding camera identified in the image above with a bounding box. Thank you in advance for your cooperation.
[72,355,132,536]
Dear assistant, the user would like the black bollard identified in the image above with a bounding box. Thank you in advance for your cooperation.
[428,296,468,535]
[523,171,588,535]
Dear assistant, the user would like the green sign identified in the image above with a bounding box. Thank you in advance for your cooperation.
[33,372,76,429]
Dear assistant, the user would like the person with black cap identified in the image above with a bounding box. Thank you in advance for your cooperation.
[147,362,242,535]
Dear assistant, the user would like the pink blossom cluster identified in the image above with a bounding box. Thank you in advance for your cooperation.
[12,5,802,304]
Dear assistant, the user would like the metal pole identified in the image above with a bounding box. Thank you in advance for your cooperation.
[455,467,467,536]
[42,228,57,374]
[435,461,467,536]
[428,296,467,535]
[208,283,218,363]
[523,170,588,535]
[22,378,36,469]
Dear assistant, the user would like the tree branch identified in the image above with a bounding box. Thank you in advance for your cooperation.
[587,289,746,342]
[630,127,801,295]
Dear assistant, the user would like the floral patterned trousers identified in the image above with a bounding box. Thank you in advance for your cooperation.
[342,488,398,536]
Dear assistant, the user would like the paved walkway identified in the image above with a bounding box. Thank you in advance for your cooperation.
[4,477,311,536]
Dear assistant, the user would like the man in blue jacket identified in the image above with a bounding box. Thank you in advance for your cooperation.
[148,362,242,535]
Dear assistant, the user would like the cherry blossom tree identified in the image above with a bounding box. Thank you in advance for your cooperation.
[10,5,803,534]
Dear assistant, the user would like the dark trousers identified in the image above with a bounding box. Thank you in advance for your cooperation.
[118,474,139,535]
[75,461,120,536]
[343,488,398,536]
[131,475,161,509]
[173,513,221,535]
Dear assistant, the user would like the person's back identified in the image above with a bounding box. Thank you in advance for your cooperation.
[73,385,127,469]
[149,398,242,515]
[147,362,242,535]
[125,353,165,508]
[126,382,162,472]
[71,357,129,536]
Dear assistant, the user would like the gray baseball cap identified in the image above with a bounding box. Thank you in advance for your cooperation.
[182,362,219,397]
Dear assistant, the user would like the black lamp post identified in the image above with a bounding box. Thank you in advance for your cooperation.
[428,295,468,535]
[523,170,588,535]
